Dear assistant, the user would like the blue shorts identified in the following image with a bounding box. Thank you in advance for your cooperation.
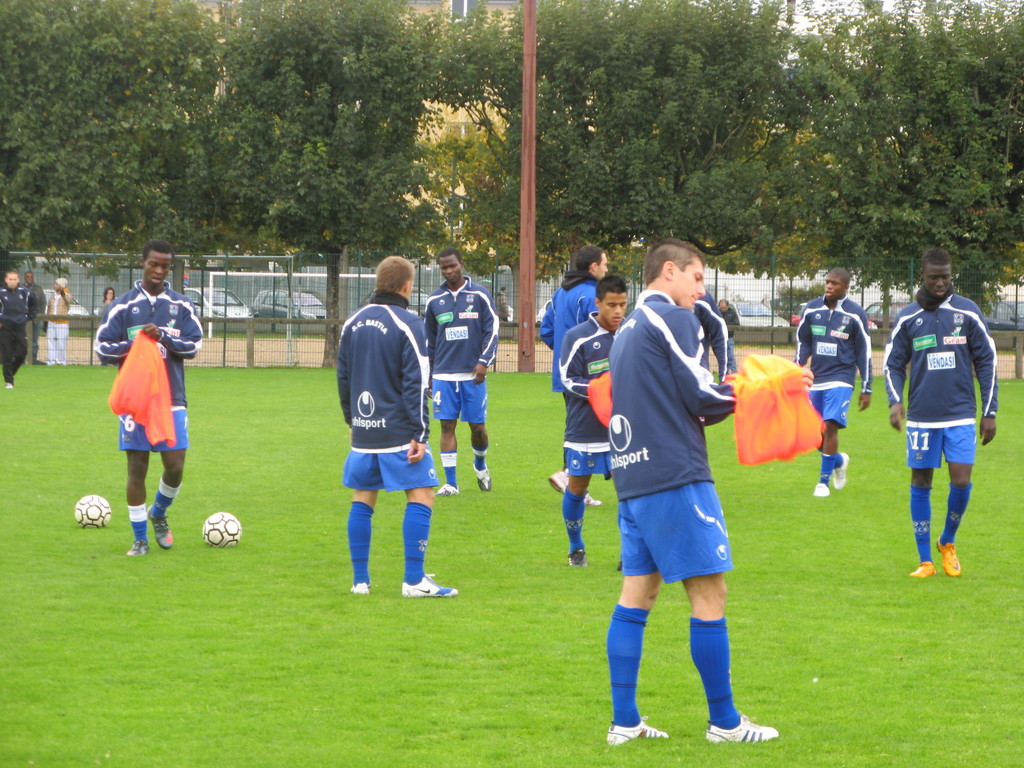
[809,386,852,427]
[343,449,439,492]
[906,424,976,468]
[565,447,612,479]
[118,409,189,452]
[618,482,733,583]
[432,379,487,423]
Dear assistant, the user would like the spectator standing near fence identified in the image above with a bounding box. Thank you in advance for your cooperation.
[694,292,728,382]
[0,270,37,389]
[95,240,203,556]
[883,248,997,579]
[338,255,457,598]
[46,277,72,366]
[795,268,872,498]
[423,247,499,496]
[718,299,739,374]
[23,271,45,365]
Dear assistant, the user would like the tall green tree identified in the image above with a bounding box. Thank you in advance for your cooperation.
[792,0,1024,302]
[0,0,220,253]
[220,0,443,364]
[440,0,796,276]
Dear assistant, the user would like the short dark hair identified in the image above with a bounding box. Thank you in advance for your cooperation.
[643,238,704,285]
[921,247,952,271]
[826,267,851,286]
[572,244,605,273]
[596,274,628,300]
[143,239,174,259]
[437,247,463,264]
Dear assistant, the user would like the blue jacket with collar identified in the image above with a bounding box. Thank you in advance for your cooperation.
[540,273,598,392]
[423,278,498,376]
[559,313,614,445]
[94,282,203,407]
[609,291,736,501]
[795,295,872,393]
[338,299,432,451]
[883,293,997,426]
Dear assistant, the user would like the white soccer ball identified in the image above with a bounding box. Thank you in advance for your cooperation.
[74,495,112,528]
[203,512,242,548]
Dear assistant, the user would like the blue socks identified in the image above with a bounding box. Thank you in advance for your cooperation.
[441,451,458,488]
[910,485,932,562]
[607,604,648,728]
[819,453,838,485]
[347,501,374,585]
[151,479,179,518]
[128,503,148,541]
[473,444,488,472]
[941,483,971,546]
[691,617,740,730]
[347,502,434,586]
[562,490,585,552]
[402,502,432,585]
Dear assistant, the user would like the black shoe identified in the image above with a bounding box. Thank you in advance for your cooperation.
[150,511,174,550]
[126,539,149,556]
[568,549,588,567]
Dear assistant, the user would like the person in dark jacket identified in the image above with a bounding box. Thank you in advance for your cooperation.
[338,255,458,598]
[23,271,45,364]
[0,270,38,388]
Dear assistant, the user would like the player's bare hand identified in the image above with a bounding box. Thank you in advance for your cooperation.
[407,440,427,463]
[472,363,487,384]
[859,392,871,411]
[889,402,904,431]
[140,323,161,339]
[980,416,996,446]
[800,368,814,389]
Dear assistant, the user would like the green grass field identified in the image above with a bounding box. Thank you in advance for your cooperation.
[2,367,1022,768]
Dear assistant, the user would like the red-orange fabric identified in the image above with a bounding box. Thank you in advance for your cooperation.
[107,333,176,447]
[727,354,822,466]
[588,371,613,427]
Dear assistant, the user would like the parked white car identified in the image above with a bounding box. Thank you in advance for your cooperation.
[184,288,252,318]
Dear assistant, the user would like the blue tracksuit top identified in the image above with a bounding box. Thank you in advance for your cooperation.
[883,294,997,426]
[423,278,498,377]
[609,291,736,501]
[795,295,872,393]
[540,276,598,392]
[338,301,432,451]
[94,282,203,407]
[694,292,728,380]
[559,313,614,446]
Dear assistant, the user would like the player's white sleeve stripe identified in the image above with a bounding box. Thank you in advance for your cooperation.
[845,311,872,389]
[384,306,431,438]
[559,324,603,396]
[640,305,734,404]
[882,309,923,402]
[470,287,500,366]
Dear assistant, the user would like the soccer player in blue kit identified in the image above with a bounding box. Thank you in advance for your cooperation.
[557,275,628,566]
[795,268,872,497]
[884,248,997,578]
[423,248,499,496]
[95,240,203,556]
[338,256,457,598]
[604,239,803,746]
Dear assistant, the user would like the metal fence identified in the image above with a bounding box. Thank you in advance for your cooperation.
[11,251,1024,378]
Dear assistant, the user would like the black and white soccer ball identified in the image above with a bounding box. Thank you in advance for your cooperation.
[74,495,112,528]
[203,512,242,548]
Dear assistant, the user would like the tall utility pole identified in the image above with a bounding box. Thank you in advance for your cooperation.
[517,0,537,372]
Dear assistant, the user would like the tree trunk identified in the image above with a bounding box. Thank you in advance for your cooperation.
[322,246,346,368]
